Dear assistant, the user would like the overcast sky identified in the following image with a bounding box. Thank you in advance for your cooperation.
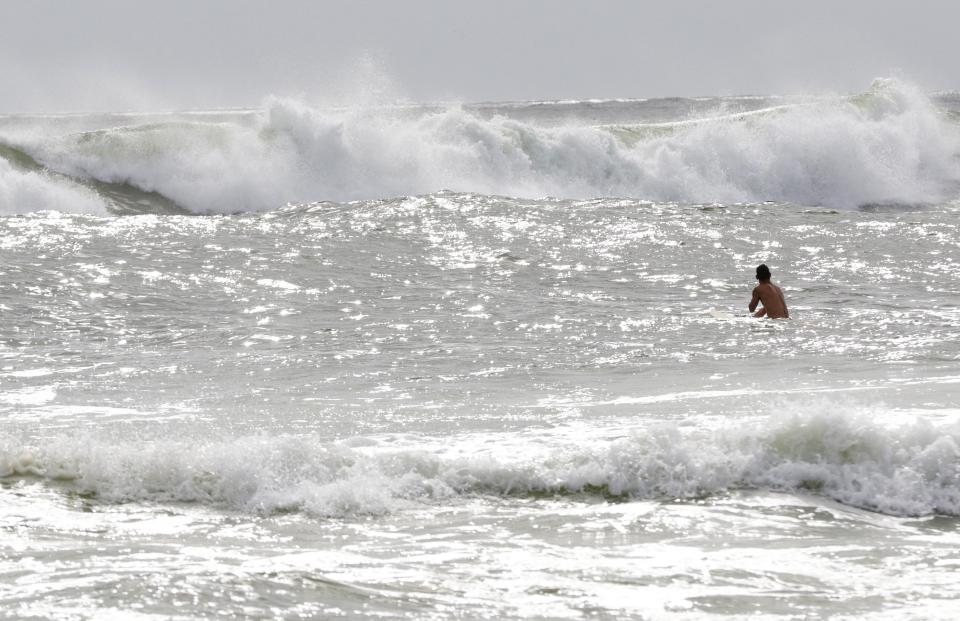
[1,0,957,112]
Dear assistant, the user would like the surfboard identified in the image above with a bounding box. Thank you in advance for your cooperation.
[709,309,737,321]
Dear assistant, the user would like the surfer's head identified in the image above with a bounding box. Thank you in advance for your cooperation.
[756,264,771,281]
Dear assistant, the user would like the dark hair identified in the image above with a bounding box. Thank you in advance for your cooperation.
[756,264,771,281]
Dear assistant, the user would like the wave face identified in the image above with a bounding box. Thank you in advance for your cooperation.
[0,149,110,214]
[1,78,959,214]
[3,408,959,518]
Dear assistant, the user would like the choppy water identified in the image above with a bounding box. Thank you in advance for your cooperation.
[2,79,960,619]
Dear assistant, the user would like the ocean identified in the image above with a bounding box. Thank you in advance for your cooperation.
[2,78,960,619]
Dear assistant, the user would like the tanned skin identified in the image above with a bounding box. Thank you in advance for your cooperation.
[749,264,789,319]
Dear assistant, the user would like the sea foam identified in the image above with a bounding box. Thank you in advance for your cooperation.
[1,79,958,214]
[0,157,109,214]
[3,406,959,518]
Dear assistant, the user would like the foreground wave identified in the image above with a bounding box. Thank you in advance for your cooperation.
[1,78,958,214]
[3,409,958,518]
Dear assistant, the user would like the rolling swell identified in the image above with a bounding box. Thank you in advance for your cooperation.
[1,78,959,214]
[0,140,188,214]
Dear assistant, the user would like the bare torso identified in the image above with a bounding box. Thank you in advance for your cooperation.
[749,281,789,319]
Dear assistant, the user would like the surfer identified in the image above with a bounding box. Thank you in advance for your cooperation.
[748,264,789,318]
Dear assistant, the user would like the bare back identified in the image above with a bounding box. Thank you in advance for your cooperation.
[749,281,789,319]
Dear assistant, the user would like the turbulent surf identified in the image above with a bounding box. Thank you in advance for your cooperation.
[2,78,959,214]
[2,79,960,619]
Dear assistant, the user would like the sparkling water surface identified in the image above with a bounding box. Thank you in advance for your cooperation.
[3,80,960,619]
[2,194,960,619]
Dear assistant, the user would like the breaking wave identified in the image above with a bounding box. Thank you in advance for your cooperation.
[3,407,959,518]
[1,78,958,214]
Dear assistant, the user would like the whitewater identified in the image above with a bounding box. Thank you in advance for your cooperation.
[2,78,959,214]
[2,79,960,619]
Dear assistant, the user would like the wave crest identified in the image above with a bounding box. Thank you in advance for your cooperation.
[3,407,959,518]
[2,78,958,214]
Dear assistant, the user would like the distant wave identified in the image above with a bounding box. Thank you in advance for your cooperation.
[1,78,958,214]
[0,141,188,214]
[3,406,959,518]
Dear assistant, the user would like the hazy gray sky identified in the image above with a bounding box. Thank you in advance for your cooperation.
[2,0,957,112]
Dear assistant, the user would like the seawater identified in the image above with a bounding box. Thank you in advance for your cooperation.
[1,79,960,619]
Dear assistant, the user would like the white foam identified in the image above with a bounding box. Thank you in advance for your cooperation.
[2,404,958,518]
[5,78,957,213]
[0,157,108,214]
